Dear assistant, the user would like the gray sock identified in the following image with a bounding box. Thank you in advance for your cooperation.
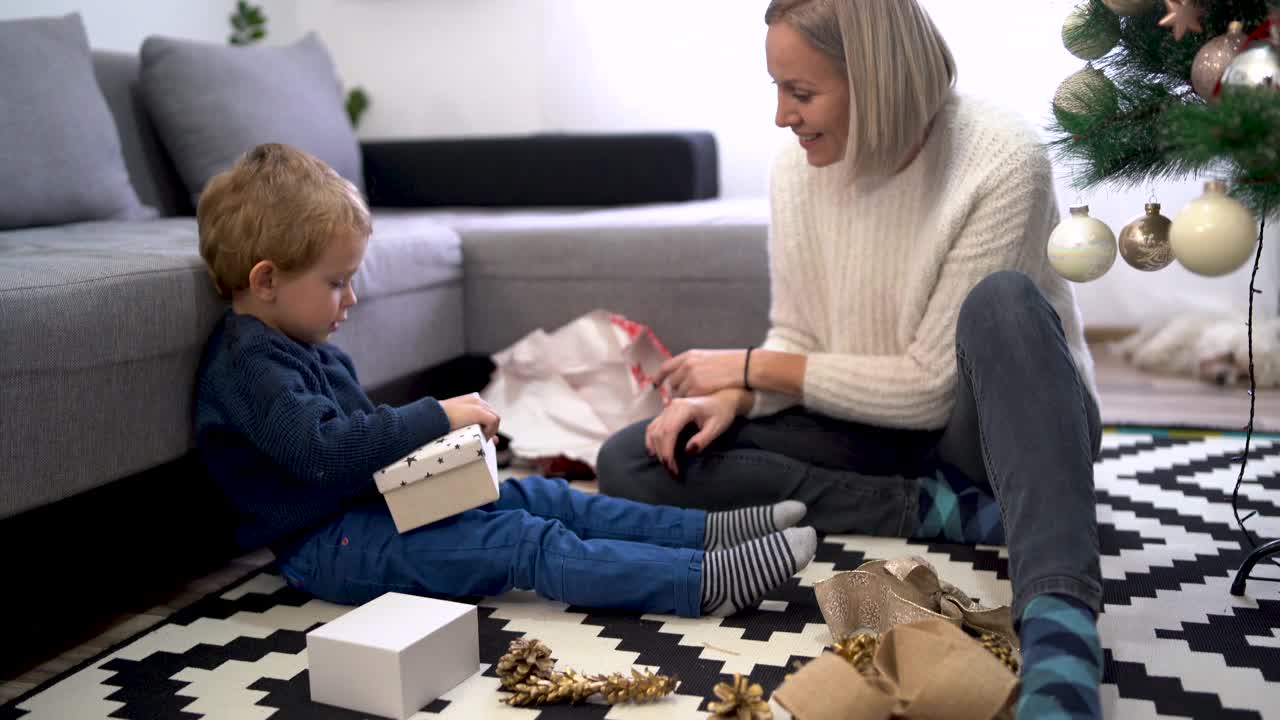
[703,500,808,551]
[700,526,818,616]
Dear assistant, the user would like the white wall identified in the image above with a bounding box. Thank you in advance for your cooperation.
[0,1,293,52]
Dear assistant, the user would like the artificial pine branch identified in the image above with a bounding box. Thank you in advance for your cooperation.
[1049,0,1280,218]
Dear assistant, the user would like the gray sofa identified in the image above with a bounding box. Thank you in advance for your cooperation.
[0,49,773,525]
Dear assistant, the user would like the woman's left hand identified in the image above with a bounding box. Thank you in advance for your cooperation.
[654,349,748,398]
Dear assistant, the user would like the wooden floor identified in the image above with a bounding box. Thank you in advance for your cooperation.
[5,343,1280,706]
[1092,341,1280,432]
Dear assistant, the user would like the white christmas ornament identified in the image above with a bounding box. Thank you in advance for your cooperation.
[1170,180,1257,276]
[1048,206,1117,282]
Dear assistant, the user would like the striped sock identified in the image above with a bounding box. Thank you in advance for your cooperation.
[699,527,817,616]
[913,464,1005,545]
[1016,594,1103,720]
[704,500,807,551]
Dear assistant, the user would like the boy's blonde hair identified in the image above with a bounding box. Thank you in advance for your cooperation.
[765,0,956,180]
[197,143,371,301]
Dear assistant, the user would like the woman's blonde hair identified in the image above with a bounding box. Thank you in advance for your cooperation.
[765,0,956,179]
[197,143,371,300]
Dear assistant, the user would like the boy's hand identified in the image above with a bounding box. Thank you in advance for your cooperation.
[440,393,500,440]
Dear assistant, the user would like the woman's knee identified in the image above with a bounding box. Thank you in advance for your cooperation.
[596,419,653,498]
[957,271,1056,345]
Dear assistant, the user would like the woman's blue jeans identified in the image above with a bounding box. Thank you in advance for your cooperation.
[597,271,1103,618]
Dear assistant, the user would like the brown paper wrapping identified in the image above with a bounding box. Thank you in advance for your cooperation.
[773,620,1018,720]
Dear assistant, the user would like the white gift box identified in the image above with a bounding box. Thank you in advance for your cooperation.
[306,592,479,719]
[374,424,500,533]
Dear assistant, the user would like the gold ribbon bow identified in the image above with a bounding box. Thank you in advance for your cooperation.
[773,620,1018,720]
[813,556,1019,653]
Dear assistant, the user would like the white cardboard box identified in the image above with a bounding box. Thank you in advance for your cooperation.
[374,424,501,533]
[306,592,479,719]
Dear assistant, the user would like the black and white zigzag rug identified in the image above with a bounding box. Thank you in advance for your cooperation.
[4,429,1279,720]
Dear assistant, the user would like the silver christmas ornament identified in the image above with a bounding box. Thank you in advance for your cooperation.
[1220,31,1280,93]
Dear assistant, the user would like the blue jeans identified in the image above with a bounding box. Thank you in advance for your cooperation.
[597,271,1103,618]
[276,475,706,617]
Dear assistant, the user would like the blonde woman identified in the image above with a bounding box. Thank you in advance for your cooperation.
[596,1,1104,716]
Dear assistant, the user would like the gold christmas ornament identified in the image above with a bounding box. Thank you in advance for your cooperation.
[1063,2,1120,60]
[1103,0,1156,16]
[496,637,678,707]
[1053,64,1120,133]
[1118,202,1175,271]
[1048,205,1118,282]
[708,674,773,720]
[1158,0,1204,42]
[1170,180,1258,277]
[1221,28,1280,93]
[1193,21,1249,99]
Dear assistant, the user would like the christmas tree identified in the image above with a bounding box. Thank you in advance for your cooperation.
[1050,0,1280,594]
[1052,0,1280,217]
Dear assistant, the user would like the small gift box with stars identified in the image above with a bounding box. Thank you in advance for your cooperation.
[373,424,500,533]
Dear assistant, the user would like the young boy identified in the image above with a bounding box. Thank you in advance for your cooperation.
[192,143,817,617]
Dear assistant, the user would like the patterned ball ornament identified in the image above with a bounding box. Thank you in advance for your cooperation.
[1118,203,1175,271]
[1048,206,1117,282]
[1192,21,1248,99]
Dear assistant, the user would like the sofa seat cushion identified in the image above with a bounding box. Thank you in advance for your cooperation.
[381,197,772,355]
[0,218,222,373]
[357,212,462,301]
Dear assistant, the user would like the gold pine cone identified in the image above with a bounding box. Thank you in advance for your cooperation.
[496,638,556,689]
[596,669,679,704]
[707,673,772,720]
[831,632,880,675]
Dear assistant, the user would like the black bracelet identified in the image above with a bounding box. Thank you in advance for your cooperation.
[743,347,755,391]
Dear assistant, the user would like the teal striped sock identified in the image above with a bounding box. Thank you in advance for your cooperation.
[1016,594,1103,720]
[913,464,1005,545]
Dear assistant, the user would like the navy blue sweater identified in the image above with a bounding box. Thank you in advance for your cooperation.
[194,310,451,552]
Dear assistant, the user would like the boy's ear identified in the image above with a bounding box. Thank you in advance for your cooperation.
[247,260,278,301]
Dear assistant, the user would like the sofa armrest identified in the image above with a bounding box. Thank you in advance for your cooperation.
[361,132,719,208]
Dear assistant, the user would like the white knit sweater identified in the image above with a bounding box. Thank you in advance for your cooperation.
[751,94,1099,429]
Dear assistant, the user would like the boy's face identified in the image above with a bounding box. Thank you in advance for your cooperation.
[272,230,368,345]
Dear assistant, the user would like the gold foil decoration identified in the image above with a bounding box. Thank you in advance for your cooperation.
[813,556,1019,657]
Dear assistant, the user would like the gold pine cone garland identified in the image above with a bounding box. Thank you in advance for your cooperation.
[707,674,772,720]
[495,637,555,689]
[496,638,678,707]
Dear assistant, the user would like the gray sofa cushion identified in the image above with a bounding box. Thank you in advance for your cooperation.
[139,33,363,206]
[93,50,192,218]
[0,13,153,231]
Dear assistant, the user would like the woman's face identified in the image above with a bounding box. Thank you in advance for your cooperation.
[766,21,850,168]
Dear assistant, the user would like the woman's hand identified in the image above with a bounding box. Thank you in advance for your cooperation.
[439,393,501,440]
[654,349,749,398]
[645,390,742,476]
